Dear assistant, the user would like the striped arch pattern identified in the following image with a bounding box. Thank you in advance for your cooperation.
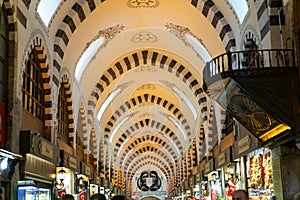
[198,124,205,160]
[90,127,98,156]
[23,36,52,125]
[187,147,192,175]
[116,118,184,162]
[243,31,259,50]
[61,74,75,141]
[219,109,227,140]
[104,94,191,140]
[2,0,16,41]
[191,138,198,167]
[207,104,215,150]
[51,0,236,79]
[188,0,236,52]
[124,146,173,171]
[87,49,207,127]
[254,0,270,41]
[51,0,105,89]
[116,135,179,164]
[130,157,172,178]
[129,161,171,183]
[53,0,105,73]
[118,138,176,171]
[127,156,172,180]
[78,104,88,148]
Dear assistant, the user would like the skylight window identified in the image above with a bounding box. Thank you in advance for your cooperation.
[75,38,104,81]
[97,88,121,121]
[173,87,198,120]
[37,0,61,26]
[228,0,248,23]
[186,35,212,62]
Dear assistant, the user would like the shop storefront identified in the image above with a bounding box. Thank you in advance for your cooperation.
[203,157,222,200]
[199,160,208,200]
[90,174,101,196]
[0,149,22,199]
[76,161,93,199]
[185,178,190,198]
[55,150,80,198]
[246,148,274,200]
[19,130,59,200]
[194,167,201,200]
[102,178,112,199]
[233,133,267,200]
[213,133,241,200]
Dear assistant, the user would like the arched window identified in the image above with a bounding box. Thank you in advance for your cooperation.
[0,6,8,103]
[57,81,70,144]
[22,49,45,122]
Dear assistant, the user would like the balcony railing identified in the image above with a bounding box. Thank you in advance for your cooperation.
[203,49,296,86]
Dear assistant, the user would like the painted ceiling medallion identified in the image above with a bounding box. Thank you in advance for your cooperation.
[77,24,125,66]
[137,170,162,191]
[165,23,208,59]
[88,24,125,49]
[127,0,159,8]
[137,84,156,91]
[134,65,156,72]
[132,31,158,43]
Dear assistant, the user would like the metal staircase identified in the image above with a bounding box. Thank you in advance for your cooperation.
[203,49,299,144]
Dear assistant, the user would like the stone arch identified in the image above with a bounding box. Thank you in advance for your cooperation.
[104,94,191,142]
[21,34,52,125]
[77,101,88,148]
[59,73,75,142]
[52,0,236,74]
[87,50,207,131]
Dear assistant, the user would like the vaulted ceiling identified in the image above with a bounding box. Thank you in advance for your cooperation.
[37,0,246,193]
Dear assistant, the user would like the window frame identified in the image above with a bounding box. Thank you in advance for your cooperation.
[22,48,46,122]
[57,81,70,144]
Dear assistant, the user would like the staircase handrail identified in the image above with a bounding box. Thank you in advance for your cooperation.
[203,48,296,82]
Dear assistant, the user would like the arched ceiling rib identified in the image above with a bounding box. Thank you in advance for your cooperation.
[41,0,244,193]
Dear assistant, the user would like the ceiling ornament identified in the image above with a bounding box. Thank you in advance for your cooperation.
[127,0,159,8]
[132,31,158,43]
[134,65,157,73]
[165,23,210,59]
[77,24,125,66]
[88,24,125,49]
[138,113,151,118]
[130,111,140,118]
[118,80,135,91]
[137,84,156,91]
[137,170,162,191]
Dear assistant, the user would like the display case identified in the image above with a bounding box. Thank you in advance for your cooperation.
[18,182,51,200]
[18,185,39,200]
[247,148,274,200]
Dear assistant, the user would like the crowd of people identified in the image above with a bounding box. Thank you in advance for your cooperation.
[61,193,129,200]
[60,189,250,200]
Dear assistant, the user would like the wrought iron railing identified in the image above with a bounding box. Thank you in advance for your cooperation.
[203,49,296,85]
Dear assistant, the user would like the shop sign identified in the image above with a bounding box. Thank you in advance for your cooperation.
[84,165,91,176]
[69,156,77,169]
[238,135,251,154]
[204,162,211,174]
[95,176,101,185]
[39,140,54,159]
[0,103,5,149]
[103,179,108,188]
[18,180,36,186]
[189,176,194,187]
[218,152,226,167]
[185,180,189,188]
[196,173,201,183]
